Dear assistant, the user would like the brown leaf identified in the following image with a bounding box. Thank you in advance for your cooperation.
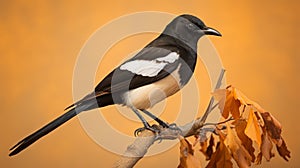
[213,87,241,119]
[213,86,267,120]
[212,89,227,117]
[260,112,291,161]
[224,123,252,168]
[232,87,251,106]
[260,127,274,161]
[255,152,263,165]
[200,135,215,160]
[206,134,232,168]
[233,119,256,162]
[245,108,262,146]
[261,112,282,144]
[199,140,208,158]
[230,86,265,113]
[276,138,291,161]
[178,138,201,168]
[206,135,215,160]
[212,85,291,164]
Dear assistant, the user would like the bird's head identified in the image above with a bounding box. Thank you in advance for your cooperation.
[163,14,221,45]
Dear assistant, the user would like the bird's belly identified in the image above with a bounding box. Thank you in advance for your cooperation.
[122,65,182,109]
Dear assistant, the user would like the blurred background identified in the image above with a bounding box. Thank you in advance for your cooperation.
[0,0,298,167]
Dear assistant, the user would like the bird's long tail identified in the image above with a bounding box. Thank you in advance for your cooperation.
[9,108,77,156]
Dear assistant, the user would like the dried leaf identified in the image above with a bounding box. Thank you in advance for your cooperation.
[210,85,291,164]
[230,86,265,113]
[213,86,267,120]
[232,87,251,106]
[200,141,208,156]
[260,112,291,161]
[200,135,215,160]
[276,138,291,161]
[206,135,215,160]
[233,119,256,162]
[255,152,263,165]
[224,123,252,168]
[261,112,282,143]
[206,135,232,168]
[245,108,262,146]
[259,128,274,161]
[213,87,241,119]
[178,138,201,168]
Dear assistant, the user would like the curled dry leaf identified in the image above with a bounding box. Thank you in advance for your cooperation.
[199,140,208,158]
[260,112,282,144]
[245,108,262,146]
[227,86,265,113]
[200,135,215,160]
[212,87,241,119]
[224,123,252,168]
[233,119,256,162]
[258,127,274,162]
[178,138,201,168]
[276,138,291,161]
[212,86,266,120]
[196,85,291,167]
[206,131,232,168]
[212,86,290,162]
[260,112,290,161]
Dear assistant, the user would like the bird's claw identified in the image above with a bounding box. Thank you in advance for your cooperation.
[154,134,163,143]
[167,123,182,132]
[134,127,144,137]
[134,124,160,137]
[133,123,181,143]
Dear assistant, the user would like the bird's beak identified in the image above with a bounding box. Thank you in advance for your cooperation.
[203,27,222,36]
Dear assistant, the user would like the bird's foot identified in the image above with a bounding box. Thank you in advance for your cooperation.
[133,123,182,143]
[154,123,181,142]
[134,124,160,137]
[156,120,179,130]
[168,123,181,131]
[161,123,182,133]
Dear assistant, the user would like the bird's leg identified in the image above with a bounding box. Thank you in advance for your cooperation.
[141,109,181,131]
[130,107,160,136]
[140,109,169,128]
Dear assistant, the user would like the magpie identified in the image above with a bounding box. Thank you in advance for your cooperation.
[9,14,221,156]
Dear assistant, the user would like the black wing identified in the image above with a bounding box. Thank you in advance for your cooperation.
[96,46,181,92]
[65,44,182,110]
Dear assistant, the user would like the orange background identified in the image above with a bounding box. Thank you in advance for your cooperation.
[1,0,299,167]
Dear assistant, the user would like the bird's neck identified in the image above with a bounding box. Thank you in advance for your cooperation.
[161,31,199,52]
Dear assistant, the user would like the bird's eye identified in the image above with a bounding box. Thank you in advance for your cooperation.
[187,23,194,29]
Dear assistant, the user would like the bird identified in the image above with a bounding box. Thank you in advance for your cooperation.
[9,14,221,156]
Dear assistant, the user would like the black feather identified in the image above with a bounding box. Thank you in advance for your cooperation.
[9,108,77,156]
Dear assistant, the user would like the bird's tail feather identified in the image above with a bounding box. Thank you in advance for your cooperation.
[9,108,77,156]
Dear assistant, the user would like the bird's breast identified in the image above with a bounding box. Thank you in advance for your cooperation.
[122,64,183,109]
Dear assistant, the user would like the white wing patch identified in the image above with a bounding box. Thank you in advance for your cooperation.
[120,52,179,77]
[156,52,179,63]
[120,60,167,77]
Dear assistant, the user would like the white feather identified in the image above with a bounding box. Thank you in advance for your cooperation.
[120,52,179,77]
[156,52,179,63]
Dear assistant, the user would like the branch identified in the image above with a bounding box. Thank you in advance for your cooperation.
[113,69,226,168]
[113,130,156,168]
[199,69,225,124]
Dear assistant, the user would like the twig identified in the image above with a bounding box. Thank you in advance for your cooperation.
[180,69,225,137]
[113,69,226,168]
[199,69,226,124]
[203,117,234,126]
